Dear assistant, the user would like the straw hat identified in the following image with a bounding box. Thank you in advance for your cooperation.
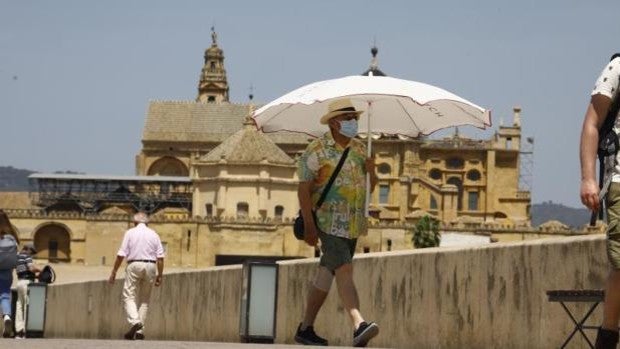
[319,99,363,124]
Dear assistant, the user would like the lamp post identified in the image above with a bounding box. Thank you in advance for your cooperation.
[25,282,48,338]
[239,260,279,343]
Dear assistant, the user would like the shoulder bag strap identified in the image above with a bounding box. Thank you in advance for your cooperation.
[315,147,350,209]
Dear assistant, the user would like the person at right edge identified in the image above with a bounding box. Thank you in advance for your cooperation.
[294,98,379,347]
[580,54,620,349]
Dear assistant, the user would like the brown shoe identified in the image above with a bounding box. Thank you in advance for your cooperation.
[124,322,143,340]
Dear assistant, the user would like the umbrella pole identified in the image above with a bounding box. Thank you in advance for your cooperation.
[365,101,372,218]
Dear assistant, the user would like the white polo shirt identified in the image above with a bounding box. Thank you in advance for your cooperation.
[117,223,165,261]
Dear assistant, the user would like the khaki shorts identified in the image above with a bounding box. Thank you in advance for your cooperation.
[606,182,620,269]
[318,231,357,273]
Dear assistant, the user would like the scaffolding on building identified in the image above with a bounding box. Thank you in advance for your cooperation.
[519,136,534,192]
[28,174,192,214]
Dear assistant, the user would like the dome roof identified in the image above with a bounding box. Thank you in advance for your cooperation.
[199,119,295,166]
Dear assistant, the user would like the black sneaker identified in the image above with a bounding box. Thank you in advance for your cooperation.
[353,321,379,347]
[124,322,143,340]
[294,323,328,346]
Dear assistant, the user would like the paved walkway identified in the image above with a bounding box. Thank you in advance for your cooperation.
[0,338,369,349]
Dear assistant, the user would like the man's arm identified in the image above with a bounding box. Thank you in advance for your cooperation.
[108,255,124,284]
[28,263,41,274]
[298,180,319,246]
[580,94,612,212]
[155,257,164,286]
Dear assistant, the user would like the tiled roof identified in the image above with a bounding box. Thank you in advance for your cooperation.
[142,101,309,144]
[199,123,295,165]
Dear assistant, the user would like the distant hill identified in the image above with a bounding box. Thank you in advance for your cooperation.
[0,166,84,192]
[0,166,35,191]
[531,201,591,228]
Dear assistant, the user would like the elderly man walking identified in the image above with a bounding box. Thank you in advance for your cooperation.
[109,212,165,340]
[295,99,379,347]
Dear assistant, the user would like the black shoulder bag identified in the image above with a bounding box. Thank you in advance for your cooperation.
[294,147,350,240]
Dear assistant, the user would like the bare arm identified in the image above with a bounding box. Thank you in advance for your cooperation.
[580,94,613,211]
[298,180,319,246]
[108,255,124,284]
[28,264,41,274]
[155,257,164,286]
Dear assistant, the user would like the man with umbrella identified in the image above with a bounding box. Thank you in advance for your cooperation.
[295,99,379,347]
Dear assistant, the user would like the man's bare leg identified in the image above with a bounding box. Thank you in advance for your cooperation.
[334,263,364,328]
[302,286,328,328]
[301,266,332,328]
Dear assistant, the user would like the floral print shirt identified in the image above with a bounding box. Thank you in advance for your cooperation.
[297,132,368,239]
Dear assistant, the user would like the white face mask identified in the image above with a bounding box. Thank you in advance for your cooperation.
[338,119,358,138]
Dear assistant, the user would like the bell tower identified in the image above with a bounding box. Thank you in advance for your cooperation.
[197,27,229,103]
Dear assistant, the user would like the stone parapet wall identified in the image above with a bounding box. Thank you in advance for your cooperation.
[44,235,609,348]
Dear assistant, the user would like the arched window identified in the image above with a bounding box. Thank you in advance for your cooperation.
[274,205,284,219]
[147,157,189,177]
[205,203,213,217]
[429,168,442,180]
[468,191,479,211]
[379,185,390,204]
[447,177,464,210]
[466,169,481,181]
[237,202,249,219]
[377,163,391,175]
[430,195,438,210]
[446,157,465,169]
[34,223,71,262]
[494,212,508,219]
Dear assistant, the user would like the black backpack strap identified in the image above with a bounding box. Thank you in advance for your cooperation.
[315,147,350,209]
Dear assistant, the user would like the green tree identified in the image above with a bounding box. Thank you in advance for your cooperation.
[412,215,440,248]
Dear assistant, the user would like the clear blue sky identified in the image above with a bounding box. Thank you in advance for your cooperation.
[1,0,619,208]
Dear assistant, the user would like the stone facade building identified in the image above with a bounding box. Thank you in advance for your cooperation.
[137,30,530,226]
[0,29,542,267]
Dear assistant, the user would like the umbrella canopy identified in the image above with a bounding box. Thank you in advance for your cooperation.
[252,75,491,138]
[252,74,491,218]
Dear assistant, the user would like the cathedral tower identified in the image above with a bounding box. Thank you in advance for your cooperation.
[197,27,229,103]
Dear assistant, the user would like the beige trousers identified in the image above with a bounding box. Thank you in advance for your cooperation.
[15,279,30,333]
[122,262,157,328]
